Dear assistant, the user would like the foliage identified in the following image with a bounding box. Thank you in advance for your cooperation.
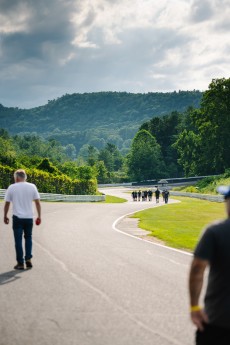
[37,158,61,175]
[184,186,199,193]
[0,164,97,195]
[0,137,16,166]
[127,130,165,181]
[98,143,123,172]
[95,161,109,184]
[192,172,230,195]
[57,161,80,179]
[13,135,70,163]
[172,129,201,176]
[140,111,184,177]
[137,78,230,178]
[196,176,219,189]
[2,79,230,182]
[0,91,202,155]
[0,165,14,188]
[174,78,230,175]
[174,169,230,195]
[195,78,230,173]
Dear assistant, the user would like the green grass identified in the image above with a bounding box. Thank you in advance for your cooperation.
[200,177,230,194]
[173,176,230,195]
[103,195,127,203]
[131,197,225,251]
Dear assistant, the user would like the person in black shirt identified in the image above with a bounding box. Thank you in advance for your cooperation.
[164,190,169,204]
[155,187,160,203]
[189,185,230,345]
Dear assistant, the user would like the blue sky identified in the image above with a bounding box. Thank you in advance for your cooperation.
[0,0,229,108]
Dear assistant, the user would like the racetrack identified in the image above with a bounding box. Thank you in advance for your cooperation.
[0,188,195,345]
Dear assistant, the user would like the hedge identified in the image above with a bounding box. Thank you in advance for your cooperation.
[0,165,97,195]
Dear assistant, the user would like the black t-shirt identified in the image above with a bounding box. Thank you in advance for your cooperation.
[194,218,230,329]
[155,190,160,197]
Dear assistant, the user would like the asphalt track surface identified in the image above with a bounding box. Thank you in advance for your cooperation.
[0,188,196,345]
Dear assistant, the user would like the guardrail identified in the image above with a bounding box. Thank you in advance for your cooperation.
[170,191,224,202]
[0,189,105,202]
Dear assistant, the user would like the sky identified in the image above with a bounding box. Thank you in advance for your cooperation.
[0,0,229,108]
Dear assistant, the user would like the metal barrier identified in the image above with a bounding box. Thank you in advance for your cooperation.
[0,189,105,202]
[0,188,223,202]
[170,191,224,202]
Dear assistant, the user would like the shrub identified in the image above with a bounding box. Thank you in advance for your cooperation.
[185,186,198,193]
[0,164,97,195]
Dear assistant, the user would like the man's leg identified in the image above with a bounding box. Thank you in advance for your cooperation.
[12,216,24,265]
[24,218,33,261]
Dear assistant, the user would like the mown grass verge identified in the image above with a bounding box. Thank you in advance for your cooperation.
[103,195,127,203]
[131,197,225,251]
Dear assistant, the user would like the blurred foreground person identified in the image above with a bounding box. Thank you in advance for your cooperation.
[189,186,230,345]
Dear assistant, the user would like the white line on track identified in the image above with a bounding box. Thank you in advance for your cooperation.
[112,207,192,257]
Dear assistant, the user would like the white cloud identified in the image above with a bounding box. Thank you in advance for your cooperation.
[0,0,229,108]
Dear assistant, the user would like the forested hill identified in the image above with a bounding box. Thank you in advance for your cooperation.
[0,91,202,154]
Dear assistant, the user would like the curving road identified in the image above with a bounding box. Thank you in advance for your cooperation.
[0,188,195,345]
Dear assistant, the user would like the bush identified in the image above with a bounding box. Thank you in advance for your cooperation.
[185,186,198,193]
[223,169,230,178]
[0,165,14,188]
[196,176,217,189]
[0,164,97,195]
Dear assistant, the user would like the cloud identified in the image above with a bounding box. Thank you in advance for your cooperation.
[0,0,75,62]
[189,0,214,23]
[0,0,229,108]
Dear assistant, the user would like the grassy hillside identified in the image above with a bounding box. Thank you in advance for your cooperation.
[0,91,202,154]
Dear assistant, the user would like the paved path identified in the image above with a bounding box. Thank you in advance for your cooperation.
[0,189,195,345]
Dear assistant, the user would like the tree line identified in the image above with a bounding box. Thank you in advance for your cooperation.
[0,78,229,186]
[128,78,230,181]
[0,90,202,156]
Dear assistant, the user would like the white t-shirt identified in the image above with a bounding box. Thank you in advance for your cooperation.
[5,182,40,218]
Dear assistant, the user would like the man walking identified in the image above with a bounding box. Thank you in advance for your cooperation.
[4,169,41,270]
[188,185,230,344]
[155,187,160,203]
[164,189,169,204]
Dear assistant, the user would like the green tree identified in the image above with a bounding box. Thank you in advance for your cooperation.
[127,130,165,181]
[58,161,80,179]
[173,130,201,176]
[140,111,183,177]
[78,166,95,180]
[98,143,124,172]
[37,158,60,175]
[192,78,230,174]
[87,145,99,166]
[0,130,16,166]
[65,144,76,160]
[95,161,109,184]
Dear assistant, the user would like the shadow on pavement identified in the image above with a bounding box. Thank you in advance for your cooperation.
[0,269,28,285]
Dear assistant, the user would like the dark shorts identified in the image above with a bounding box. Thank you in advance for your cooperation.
[196,323,230,345]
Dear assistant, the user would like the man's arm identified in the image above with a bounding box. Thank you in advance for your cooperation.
[189,257,209,331]
[34,199,41,224]
[4,202,10,224]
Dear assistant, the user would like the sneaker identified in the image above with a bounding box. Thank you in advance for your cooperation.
[26,260,33,269]
[14,263,24,270]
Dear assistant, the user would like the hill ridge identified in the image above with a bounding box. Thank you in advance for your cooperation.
[0,90,202,154]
